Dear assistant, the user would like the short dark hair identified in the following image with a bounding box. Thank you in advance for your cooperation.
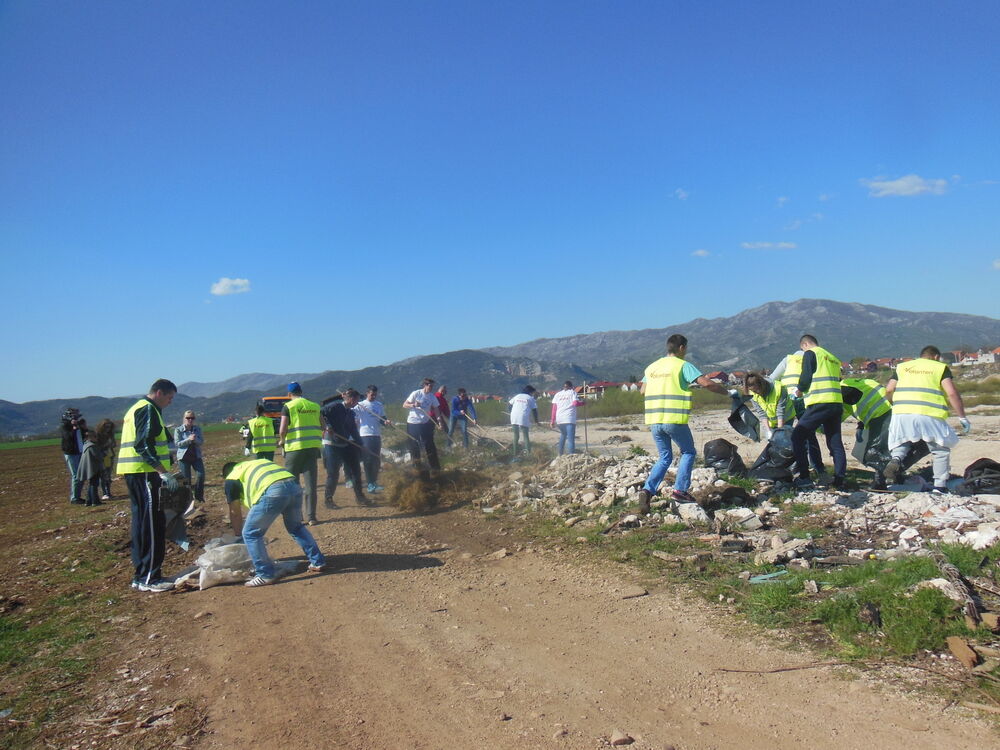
[366,385,378,394]
[221,461,237,479]
[422,377,435,387]
[149,378,177,395]
[563,381,573,389]
[522,384,536,394]
[799,334,818,347]
[457,388,467,396]
[343,388,361,400]
[666,334,687,355]
[745,372,768,392]
[921,345,941,359]
[256,404,265,416]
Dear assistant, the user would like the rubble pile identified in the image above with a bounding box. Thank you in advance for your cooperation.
[477,452,1000,559]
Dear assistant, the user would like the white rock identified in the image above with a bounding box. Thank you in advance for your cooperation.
[961,527,1000,550]
[676,503,710,524]
[914,578,966,603]
[937,528,961,544]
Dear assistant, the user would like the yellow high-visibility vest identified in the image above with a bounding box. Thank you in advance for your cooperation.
[841,378,891,424]
[892,359,949,419]
[644,356,692,425]
[284,397,322,451]
[779,353,803,392]
[116,398,170,474]
[248,416,277,452]
[751,382,790,428]
[803,346,844,407]
[225,459,295,508]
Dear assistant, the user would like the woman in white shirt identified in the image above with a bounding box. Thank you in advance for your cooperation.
[508,385,539,459]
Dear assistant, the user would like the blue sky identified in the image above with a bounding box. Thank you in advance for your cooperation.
[1,1,998,403]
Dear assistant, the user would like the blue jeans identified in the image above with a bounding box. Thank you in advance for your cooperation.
[447,416,469,448]
[180,456,205,502]
[643,422,696,494]
[242,479,325,580]
[557,423,576,455]
[63,453,83,501]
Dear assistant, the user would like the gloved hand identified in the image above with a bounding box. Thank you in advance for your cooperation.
[160,472,180,492]
[855,428,864,442]
[244,447,251,456]
[959,417,971,435]
[763,427,773,441]
[728,389,740,398]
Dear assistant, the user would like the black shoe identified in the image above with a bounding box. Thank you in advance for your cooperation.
[636,489,651,516]
[324,499,338,509]
[830,476,846,490]
[883,458,902,485]
[70,499,86,505]
[931,486,949,495]
[793,477,815,491]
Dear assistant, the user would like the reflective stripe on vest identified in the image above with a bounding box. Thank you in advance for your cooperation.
[116,399,170,474]
[249,416,277,452]
[893,359,949,419]
[751,383,788,428]
[226,459,295,508]
[779,353,803,391]
[841,378,891,424]
[803,346,844,407]
[644,356,692,425]
[284,397,322,451]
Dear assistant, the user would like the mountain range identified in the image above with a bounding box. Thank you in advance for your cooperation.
[4,299,999,437]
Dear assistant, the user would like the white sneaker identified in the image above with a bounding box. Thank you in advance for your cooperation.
[138,579,174,593]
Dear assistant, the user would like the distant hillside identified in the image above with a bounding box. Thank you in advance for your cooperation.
[0,351,595,438]
[178,372,319,399]
[484,299,1000,378]
[4,299,998,438]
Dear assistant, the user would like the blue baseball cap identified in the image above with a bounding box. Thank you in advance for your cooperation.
[287,382,302,394]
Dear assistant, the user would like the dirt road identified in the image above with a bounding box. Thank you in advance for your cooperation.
[166,450,994,749]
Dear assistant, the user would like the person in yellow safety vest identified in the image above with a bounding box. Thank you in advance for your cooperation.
[246,403,277,460]
[635,333,734,515]
[222,459,326,587]
[884,345,970,493]
[744,372,792,441]
[771,350,825,475]
[117,378,180,593]
[841,377,894,488]
[278,382,323,524]
[788,335,847,490]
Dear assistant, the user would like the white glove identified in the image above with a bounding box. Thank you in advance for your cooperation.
[790,388,802,399]
[243,447,251,456]
[763,427,773,441]
[959,418,971,436]
[728,389,739,398]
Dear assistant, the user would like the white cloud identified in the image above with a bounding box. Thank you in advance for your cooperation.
[741,241,797,250]
[777,196,789,207]
[210,277,251,296]
[674,188,689,200]
[993,259,1000,271]
[818,193,831,201]
[861,174,949,197]
[691,248,710,257]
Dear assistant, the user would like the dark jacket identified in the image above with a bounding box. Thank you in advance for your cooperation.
[321,401,361,447]
[61,421,84,455]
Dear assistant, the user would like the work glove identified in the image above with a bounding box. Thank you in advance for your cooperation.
[160,472,180,492]
[728,389,740,398]
[763,427,773,441]
[959,418,971,436]
[243,447,251,456]
[855,428,864,443]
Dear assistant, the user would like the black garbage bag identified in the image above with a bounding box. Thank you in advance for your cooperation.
[703,438,747,477]
[961,458,1000,494]
[728,395,761,442]
[748,425,796,481]
[851,413,929,475]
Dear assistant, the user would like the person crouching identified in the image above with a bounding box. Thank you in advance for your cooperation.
[222,459,327,587]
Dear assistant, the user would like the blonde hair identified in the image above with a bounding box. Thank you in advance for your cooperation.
[184,410,196,419]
